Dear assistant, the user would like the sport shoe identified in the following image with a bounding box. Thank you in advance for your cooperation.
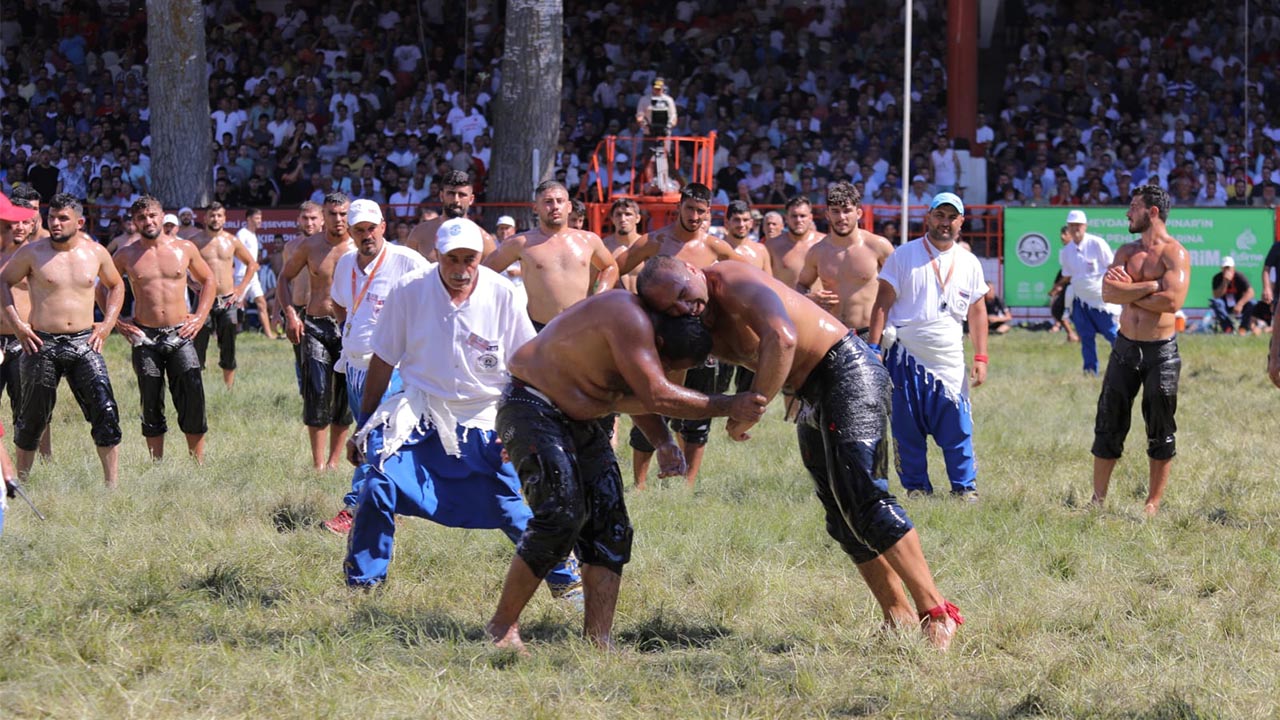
[906,489,930,499]
[954,490,979,503]
[549,581,585,612]
[323,508,354,535]
[920,601,964,651]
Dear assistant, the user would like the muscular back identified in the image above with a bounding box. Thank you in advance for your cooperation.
[507,291,649,420]
[703,262,848,391]
[193,230,240,295]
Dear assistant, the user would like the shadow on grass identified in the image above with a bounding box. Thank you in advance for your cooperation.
[183,563,283,608]
[616,608,733,652]
[270,498,324,533]
[828,695,890,717]
[1128,692,1206,720]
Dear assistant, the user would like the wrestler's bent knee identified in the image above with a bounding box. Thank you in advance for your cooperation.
[515,451,588,578]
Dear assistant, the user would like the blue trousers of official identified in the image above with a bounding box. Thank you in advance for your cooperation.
[344,422,581,589]
[886,344,977,494]
[343,366,404,508]
[1071,298,1119,375]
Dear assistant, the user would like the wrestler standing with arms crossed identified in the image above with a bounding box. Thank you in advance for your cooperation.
[1090,186,1190,516]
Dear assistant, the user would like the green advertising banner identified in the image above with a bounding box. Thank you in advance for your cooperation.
[1003,207,1275,309]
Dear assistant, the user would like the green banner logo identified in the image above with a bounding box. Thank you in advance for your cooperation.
[1002,207,1276,309]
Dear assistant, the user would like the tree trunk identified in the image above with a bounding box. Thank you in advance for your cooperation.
[146,0,212,208]
[487,0,562,228]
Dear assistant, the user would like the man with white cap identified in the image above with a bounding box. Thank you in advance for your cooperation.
[1060,209,1120,374]
[320,199,429,534]
[868,192,989,501]
[492,215,525,303]
[1209,255,1257,334]
[175,206,199,239]
[162,213,180,238]
[342,217,583,603]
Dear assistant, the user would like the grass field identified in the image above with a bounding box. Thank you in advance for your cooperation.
[1,328,1277,719]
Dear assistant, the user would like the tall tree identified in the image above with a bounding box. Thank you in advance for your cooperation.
[146,0,212,207]
[487,0,562,224]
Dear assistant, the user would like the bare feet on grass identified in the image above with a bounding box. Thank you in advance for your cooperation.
[919,601,964,652]
[486,621,530,657]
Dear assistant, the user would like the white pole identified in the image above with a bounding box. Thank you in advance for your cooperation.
[901,0,914,239]
[531,149,540,199]
[1244,0,1251,159]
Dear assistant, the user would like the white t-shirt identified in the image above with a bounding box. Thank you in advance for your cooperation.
[879,237,988,396]
[233,228,259,284]
[370,265,534,429]
[1059,233,1119,314]
[332,242,430,370]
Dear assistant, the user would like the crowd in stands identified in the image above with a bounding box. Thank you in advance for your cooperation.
[1,0,1279,244]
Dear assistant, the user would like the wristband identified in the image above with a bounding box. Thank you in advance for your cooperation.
[973,354,988,364]
[867,342,881,355]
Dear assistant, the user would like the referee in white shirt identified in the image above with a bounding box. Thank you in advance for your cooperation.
[322,199,429,534]
[342,218,582,602]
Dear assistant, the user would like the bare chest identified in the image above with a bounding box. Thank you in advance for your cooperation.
[35,249,99,291]
[198,237,234,265]
[129,247,187,282]
[817,246,878,286]
[525,235,591,273]
[665,239,718,269]
[1125,250,1165,281]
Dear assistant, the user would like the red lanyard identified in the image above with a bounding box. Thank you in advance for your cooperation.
[349,248,388,319]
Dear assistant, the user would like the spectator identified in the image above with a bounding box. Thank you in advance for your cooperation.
[1210,257,1259,334]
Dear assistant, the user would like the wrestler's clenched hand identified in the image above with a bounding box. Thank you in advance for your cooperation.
[655,441,687,478]
[728,392,768,423]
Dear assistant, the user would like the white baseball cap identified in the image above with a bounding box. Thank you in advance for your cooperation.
[1221,256,1235,268]
[1065,209,1088,224]
[436,218,484,256]
[163,213,179,226]
[496,215,516,228]
[348,199,384,227]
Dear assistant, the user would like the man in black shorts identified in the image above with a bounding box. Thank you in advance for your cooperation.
[1091,186,1191,516]
[486,290,767,653]
[0,194,125,487]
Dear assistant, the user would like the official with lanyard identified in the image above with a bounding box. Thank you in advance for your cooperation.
[868,193,991,499]
[323,199,430,533]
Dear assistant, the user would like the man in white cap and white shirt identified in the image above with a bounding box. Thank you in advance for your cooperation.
[1060,208,1120,375]
[175,206,199,239]
[234,208,278,339]
[868,192,989,500]
[322,199,430,534]
[342,216,583,602]
[492,215,526,304]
